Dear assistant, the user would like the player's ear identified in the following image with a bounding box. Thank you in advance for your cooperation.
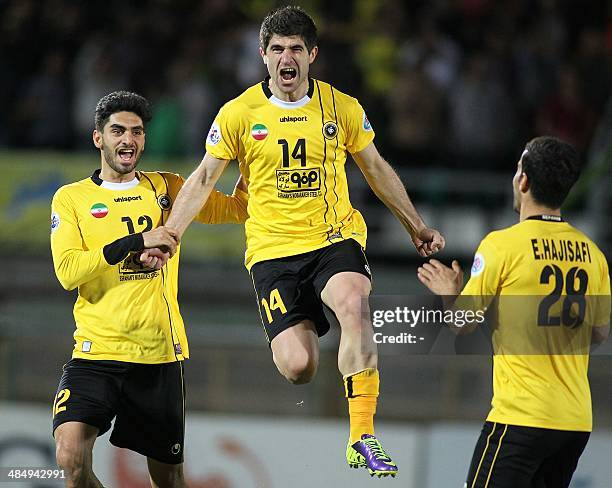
[309,45,318,64]
[260,47,267,65]
[93,129,102,149]
[519,172,530,193]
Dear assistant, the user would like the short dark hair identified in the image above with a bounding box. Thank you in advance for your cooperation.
[521,136,581,209]
[94,91,152,131]
[260,5,318,52]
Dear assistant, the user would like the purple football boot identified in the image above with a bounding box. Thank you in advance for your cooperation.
[346,434,398,478]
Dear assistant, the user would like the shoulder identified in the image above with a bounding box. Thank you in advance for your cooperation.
[219,83,265,115]
[52,177,92,202]
[139,171,183,186]
[316,79,361,108]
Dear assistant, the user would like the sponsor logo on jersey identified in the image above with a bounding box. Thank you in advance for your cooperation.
[114,195,143,203]
[276,168,322,198]
[323,121,338,139]
[280,115,308,123]
[471,253,485,276]
[158,194,171,210]
[90,203,109,218]
[206,121,221,145]
[51,212,60,233]
[363,112,373,131]
[251,124,268,140]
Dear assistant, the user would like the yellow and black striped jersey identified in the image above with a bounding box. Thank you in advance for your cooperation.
[51,169,248,364]
[205,78,374,269]
[462,216,610,431]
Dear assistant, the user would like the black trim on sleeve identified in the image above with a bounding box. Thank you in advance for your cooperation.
[103,233,144,265]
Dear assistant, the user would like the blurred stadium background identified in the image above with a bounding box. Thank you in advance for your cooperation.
[0,0,611,486]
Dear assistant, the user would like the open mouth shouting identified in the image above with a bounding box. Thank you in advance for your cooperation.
[279,67,297,83]
[117,147,137,166]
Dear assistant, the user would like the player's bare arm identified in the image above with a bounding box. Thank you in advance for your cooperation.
[352,142,445,257]
[164,153,229,238]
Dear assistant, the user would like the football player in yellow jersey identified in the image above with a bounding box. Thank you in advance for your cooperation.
[418,136,610,488]
[51,91,248,488]
[161,6,444,478]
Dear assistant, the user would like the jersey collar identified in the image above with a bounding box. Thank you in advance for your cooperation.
[526,214,564,222]
[91,169,140,190]
[261,76,314,108]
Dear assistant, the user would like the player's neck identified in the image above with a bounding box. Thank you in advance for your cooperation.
[519,202,561,222]
[268,78,309,102]
[100,163,137,183]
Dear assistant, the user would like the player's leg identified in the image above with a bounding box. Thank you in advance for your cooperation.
[52,359,120,488]
[270,319,319,384]
[110,361,186,485]
[536,430,589,488]
[316,241,396,477]
[147,458,186,488]
[250,256,322,384]
[54,422,103,488]
[465,422,544,488]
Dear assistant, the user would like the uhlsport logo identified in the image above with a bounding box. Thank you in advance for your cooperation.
[280,115,307,123]
[251,124,268,140]
[90,203,109,218]
[114,195,142,203]
[323,121,338,139]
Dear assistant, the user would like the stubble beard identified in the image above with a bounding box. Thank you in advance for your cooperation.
[102,145,139,174]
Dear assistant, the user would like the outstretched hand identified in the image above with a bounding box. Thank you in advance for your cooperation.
[417,259,463,295]
[412,228,445,257]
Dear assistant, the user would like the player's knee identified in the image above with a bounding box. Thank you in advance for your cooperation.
[276,352,317,384]
[55,441,87,485]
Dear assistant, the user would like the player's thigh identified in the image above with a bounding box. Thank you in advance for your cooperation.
[111,361,185,466]
[537,431,589,488]
[147,457,185,488]
[251,257,327,341]
[271,319,319,364]
[52,359,123,439]
[315,239,372,317]
[466,422,543,488]
[320,271,372,315]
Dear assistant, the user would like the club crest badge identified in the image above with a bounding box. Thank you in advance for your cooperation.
[323,121,338,140]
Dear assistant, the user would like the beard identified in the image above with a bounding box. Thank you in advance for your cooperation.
[102,144,140,174]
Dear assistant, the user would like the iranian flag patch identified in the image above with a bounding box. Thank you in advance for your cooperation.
[90,203,109,218]
[251,124,268,140]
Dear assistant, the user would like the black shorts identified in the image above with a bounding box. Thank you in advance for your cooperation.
[466,421,590,488]
[250,239,372,343]
[52,358,185,465]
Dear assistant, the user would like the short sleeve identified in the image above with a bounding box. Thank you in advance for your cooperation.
[344,99,375,154]
[461,236,505,297]
[205,103,241,161]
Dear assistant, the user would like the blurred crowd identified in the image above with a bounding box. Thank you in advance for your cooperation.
[1,0,610,169]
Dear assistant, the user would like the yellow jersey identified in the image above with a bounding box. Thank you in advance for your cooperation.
[205,78,374,269]
[51,169,248,364]
[462,216,610,431]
